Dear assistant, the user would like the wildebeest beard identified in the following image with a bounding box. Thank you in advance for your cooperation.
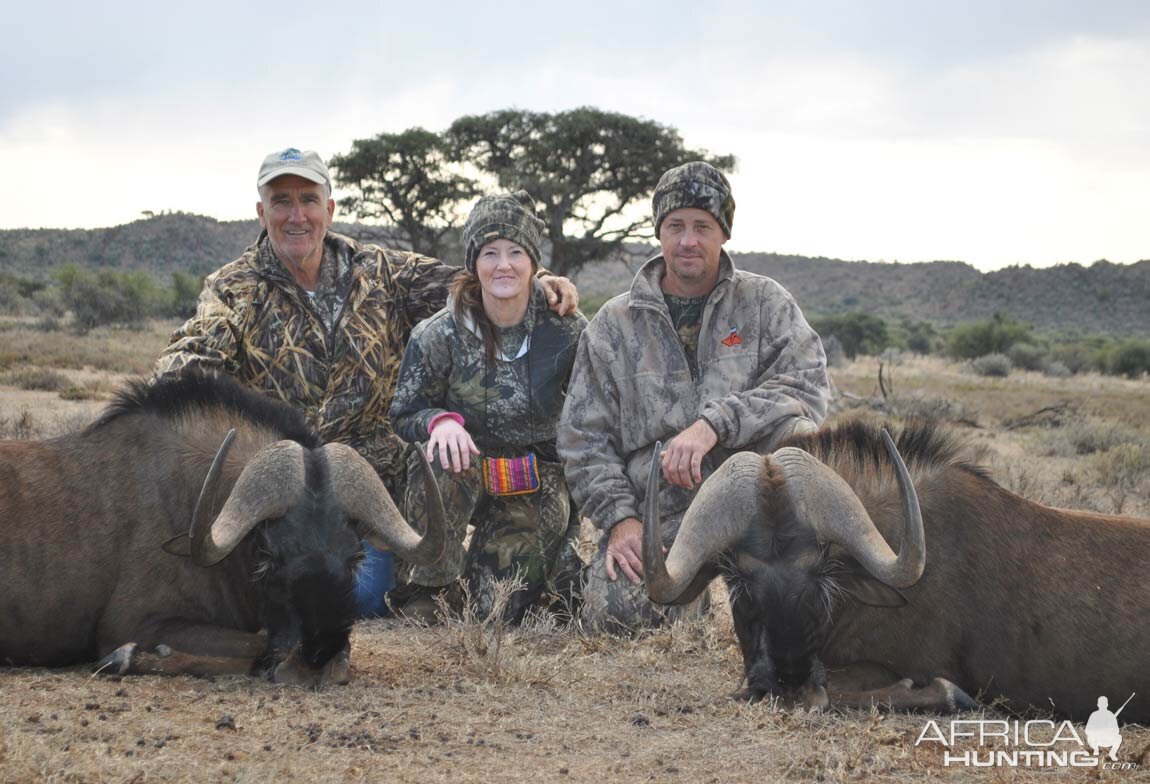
[257,528,360,674]
[723,548,839,701]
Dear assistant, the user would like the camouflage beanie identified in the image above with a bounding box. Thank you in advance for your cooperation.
[652,161,735,238]
[463,191,546,273]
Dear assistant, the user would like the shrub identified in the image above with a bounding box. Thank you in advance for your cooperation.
[946,313,1033,359]
[1091,443,1150,495]
[970,353,1012,377]
[1007,342,1047,372]
[3,368,71,392]
[1100,340,1150,379]
[810,312,890,358]
[1043,360,1072,378]
[1046,418,1141,456]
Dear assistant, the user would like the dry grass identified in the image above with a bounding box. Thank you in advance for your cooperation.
[0,318,176,376]
[3,349,1150,782]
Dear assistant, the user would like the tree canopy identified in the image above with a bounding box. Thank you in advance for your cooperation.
[329,128,479,258]
[447,107,736,277]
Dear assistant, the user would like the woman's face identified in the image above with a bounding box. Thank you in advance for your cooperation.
[475,238,534,302]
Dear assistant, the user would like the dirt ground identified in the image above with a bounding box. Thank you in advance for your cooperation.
[2,332,1149,783]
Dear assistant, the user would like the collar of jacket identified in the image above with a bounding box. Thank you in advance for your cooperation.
[627,248,737,312]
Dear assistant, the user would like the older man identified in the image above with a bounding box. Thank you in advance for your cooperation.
[558,161,830,632]
[157,147,576,496]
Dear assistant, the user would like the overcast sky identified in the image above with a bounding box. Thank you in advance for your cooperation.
[3,0,1147,271]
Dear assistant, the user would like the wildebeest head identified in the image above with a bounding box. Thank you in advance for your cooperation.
[642,430,924,705]
[167,429,445,684]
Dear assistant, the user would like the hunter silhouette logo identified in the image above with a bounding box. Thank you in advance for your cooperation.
[721,327,742,347]
[1086,694,1133,761]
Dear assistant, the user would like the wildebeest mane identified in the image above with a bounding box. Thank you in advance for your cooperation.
[778,419,991,482]
[91,369,320,447]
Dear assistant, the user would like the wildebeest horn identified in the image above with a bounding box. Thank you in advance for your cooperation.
[191,431,306,566]
[322,443,446,565]
[644,443,765,603]
[771,429,925,588]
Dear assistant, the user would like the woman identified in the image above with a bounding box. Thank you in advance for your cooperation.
[390,191,587,623]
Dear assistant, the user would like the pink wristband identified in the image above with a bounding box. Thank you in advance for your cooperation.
[428,411,465,434]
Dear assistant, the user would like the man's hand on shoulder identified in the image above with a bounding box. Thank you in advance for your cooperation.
[539,274,579,316]
[605,517,645,585]
[660,419,719,489]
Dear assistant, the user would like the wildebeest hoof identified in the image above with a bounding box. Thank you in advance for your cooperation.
[273,647,349,688]
[320,649,352,686]
[934,678,979,712]
[729,687,766,703]
[94,643,137,676]
[800,683,829,711]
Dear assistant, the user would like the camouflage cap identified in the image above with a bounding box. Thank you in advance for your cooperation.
[257,148,331,191]
[462,191,546,273]
[652,161,735,239]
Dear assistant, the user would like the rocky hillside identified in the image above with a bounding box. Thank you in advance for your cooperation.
[2,214,1147,336]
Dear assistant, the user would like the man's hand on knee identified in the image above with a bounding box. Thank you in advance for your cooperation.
[605,518,645,585]
[660,419,718,489]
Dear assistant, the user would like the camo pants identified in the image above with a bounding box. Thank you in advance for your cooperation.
[578,508,710,633]
[398,447,572,623]
[578,435,788,634]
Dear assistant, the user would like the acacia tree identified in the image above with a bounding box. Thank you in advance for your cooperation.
[447,107,736,277]
[329,128,479,258]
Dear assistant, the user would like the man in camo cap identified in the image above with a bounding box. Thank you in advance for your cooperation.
[558,161,831,632]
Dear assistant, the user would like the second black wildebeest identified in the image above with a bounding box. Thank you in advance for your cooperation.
[643,421,1150,720]
[0,370,445,686]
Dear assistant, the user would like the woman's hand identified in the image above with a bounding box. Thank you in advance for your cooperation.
[427,417,481,473]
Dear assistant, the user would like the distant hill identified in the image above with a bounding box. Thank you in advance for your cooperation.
[2,214,1147,337]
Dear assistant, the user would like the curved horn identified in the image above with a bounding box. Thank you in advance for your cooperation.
[772,429,925,588]
[643,444,766,603]
[191,433,306,566]
[322,443,446,565]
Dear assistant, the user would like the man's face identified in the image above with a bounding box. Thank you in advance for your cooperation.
[256,175,335,272]
[658,207,726,296]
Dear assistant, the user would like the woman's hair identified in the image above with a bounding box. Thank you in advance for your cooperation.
[451,271,500,367]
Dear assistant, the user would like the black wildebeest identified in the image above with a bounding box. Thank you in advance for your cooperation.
[0,370,445,686]
[643,421,1150,720]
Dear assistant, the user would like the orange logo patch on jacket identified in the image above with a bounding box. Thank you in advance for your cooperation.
[722,327,742,347]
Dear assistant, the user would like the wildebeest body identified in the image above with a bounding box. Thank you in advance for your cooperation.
[645,421,1150,720]
[824,459,1149,719]
[0,371,442,683]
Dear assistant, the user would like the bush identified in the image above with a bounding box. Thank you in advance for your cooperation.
[946,313,1033,359]
[970,353,1012,377]
[1007,342,1047,372]
[1043,360,1072,378]
[1100,340,1150,379]
[57,265,170,331]
[2,368,71,392]
[810,312,890,358]
[1092,443,1150,490]
[899,319,938,355]
[1050,418,1140,456]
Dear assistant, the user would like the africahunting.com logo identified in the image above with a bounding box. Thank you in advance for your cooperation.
[915,693,1138,770]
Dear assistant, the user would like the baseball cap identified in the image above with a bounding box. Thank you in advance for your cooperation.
[256,148,331,190]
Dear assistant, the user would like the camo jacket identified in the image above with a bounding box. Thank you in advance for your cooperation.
[154,230,459,485]
[557,250,830,537]
[390,281,588,459]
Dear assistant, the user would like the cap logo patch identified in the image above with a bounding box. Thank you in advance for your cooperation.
[280,148,303,161]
